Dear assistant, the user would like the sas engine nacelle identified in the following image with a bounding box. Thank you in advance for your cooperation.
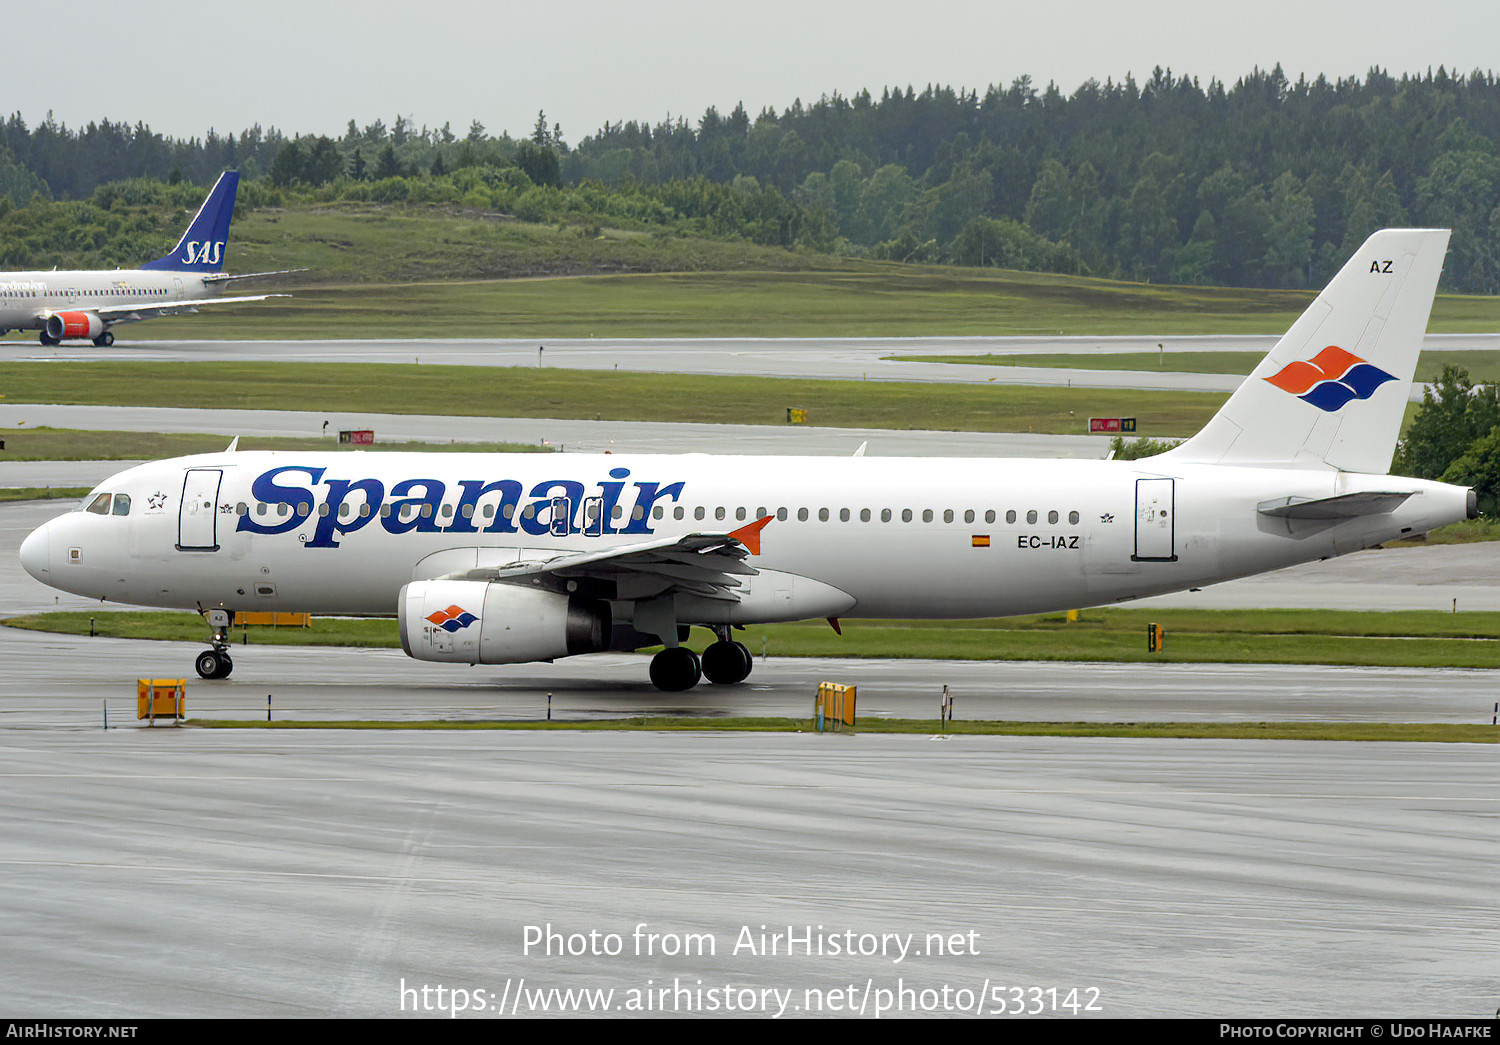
[45,311,105,341]
[398,580,611,665]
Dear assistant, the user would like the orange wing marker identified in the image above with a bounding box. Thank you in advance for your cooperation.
[728,515,773,555]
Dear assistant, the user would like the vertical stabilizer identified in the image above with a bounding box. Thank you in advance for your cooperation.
[141,171,240,273]
[1162,229,1450,473]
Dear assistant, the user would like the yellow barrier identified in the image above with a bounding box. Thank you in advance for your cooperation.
[815,682,857,732]
[238,612,311,627]
[137,679,186,723]
[1147,623,1165,652]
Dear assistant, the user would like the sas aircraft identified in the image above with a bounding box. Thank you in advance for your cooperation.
[18,229,1477,690]
[0,170,290,346]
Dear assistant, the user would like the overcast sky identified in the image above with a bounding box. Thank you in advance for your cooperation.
[10,1,1498,144]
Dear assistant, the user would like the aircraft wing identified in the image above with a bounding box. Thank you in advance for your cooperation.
[454,520,769,603]
[95,293,291,323]
[201,269,307,284]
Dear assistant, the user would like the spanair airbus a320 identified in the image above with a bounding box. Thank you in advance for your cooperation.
[18,229,1476,690]
[0,170,291,346]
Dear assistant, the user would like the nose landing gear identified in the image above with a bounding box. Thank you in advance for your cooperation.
[195,609,235,679]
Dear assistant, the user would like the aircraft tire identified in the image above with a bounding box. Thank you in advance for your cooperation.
[701,640,752,685]
[195,650,223,679]
[93,332,114,346]
[649,646,702,691]
[39,331,57,346]
[195,650,234,679]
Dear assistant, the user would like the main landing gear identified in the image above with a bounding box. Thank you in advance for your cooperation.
[195,609,235,679]
[36,330,114,346]
[647,627,753,691]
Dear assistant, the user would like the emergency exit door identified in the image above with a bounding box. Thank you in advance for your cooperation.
[1133,477,1177,562]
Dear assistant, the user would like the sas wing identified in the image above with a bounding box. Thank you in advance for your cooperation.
[96,293,291,324]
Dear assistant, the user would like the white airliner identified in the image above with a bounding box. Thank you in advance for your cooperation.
[18,229,1477,689]
[0,171,289,346]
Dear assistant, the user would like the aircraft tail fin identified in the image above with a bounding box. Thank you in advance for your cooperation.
[1161,228,1450,474]
[141,171,240,273]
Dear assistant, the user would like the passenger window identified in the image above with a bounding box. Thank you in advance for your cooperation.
[111,494,131,516]
[1006,510,1016,524]
[1069,511,1080,524]
[1027,510,1038,524]
[86,493,111,515]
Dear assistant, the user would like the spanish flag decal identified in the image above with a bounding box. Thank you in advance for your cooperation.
[971,534,991,548]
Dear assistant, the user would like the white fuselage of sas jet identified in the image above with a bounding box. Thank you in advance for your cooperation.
[0,269,225,332]
[23,450,1470,621]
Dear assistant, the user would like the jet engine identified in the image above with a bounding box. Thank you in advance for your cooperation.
[44,311,105,341]
[398,580,610,664]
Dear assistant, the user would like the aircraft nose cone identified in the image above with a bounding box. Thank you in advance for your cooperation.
[19,523,49,581]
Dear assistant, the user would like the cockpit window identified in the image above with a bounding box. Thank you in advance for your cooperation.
[86,493,112,515]
[111,494,131,516]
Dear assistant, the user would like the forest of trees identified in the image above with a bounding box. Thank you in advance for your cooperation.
[2,64,1498,291]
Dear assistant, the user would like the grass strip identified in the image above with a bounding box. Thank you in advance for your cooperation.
[186,717,1498,742]
[0,427,554,461]
[9,607,1496,669]
[2,361,1226,438]
[0,486,91,502]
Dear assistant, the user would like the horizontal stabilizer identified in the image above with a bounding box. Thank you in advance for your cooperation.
[1256,491,1414,520]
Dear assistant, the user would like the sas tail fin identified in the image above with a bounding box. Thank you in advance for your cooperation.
[141,170,240,273]
[1162,228,1450,473]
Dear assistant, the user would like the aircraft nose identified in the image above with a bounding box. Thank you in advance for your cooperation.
[19,522,50,581]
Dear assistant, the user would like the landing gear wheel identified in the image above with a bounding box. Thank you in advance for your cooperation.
[649,646,702,691]
[93,331,114,346]
[39,331,58,346]
[195,649,233,679]
[701,640,753,685]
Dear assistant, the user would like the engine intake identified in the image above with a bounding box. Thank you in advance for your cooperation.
[398,580,610,664]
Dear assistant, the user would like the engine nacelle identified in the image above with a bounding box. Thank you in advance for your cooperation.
[398,580,610,664]
[45,311,105,341]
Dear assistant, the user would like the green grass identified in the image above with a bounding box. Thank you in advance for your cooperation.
[185,717,1498,742]
[8,607,1496,669]
[0,362,1227,437]
[0,427,554,461]
[0,258,1491,341]
[0,486,90,502]
[1388,518,1500,546]
[890,349,1500,384]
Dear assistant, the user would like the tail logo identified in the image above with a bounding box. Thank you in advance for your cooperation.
[426,605,478,632]
[1264,346,1396,412]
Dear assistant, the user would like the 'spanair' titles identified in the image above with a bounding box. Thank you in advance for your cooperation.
[182,240,225,266]
[1263,346,1396,412]
[234,465,686,547]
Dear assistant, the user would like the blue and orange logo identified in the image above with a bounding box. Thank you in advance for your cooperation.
[426,605,478,632]
[1264,346,1396,412]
